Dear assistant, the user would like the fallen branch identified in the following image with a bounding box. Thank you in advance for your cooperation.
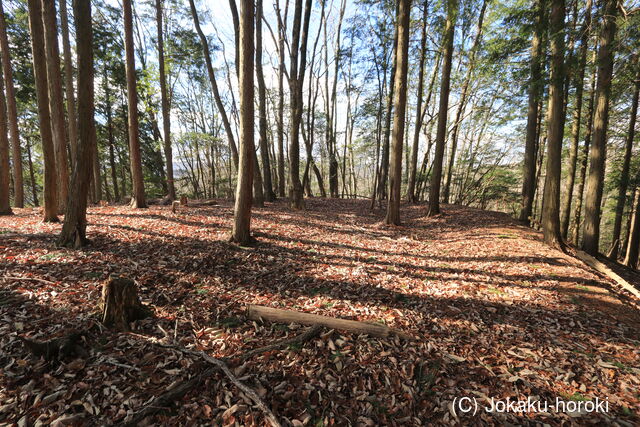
[573,249,640,299]
[247,304,414,340]
[2,276,57,285]
[123,326,321,426]
[233,325,322,364]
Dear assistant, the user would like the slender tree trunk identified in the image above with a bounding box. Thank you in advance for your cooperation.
[26,137,38,206]
[123,0,146,208]
[59,0,77,171]
[519,0,546,224]
[276,0,287,197]
[188,0,239,170]
[231,0,255,245]
[0,56,10,214]
[92,141,101,202]
[27,0,57,221]
[443,0,487,204]
[287,0,312,209]
[427,0,457,216]
[256,0,275,201]
[406,0,428,203]
[42,0,69,213]
[0,2,23,208]
[379,29,397,203]
[385,0,411,225]
[541,0,566,249]
[560,0,591,239]
[582,0,617,255]
[609,61,639,259]
[156,0,175,200]
[58,0,94,248]
[624,187,640,268]
[572,56,596,245]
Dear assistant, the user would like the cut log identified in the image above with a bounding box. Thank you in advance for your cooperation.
[573,249,640,299]
[101,276,149,331]
[171,200,180,213]
[247,305,414,340]
[179,195,188,206]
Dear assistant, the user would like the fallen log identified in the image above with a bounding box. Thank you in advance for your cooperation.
[247,305,414,340]
[573,249,640,299]
[19,332,85,361]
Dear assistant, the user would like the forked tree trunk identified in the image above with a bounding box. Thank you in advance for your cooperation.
[42,0,69,214]
[58,0,94,248]
[385,0,411,225]
[541,0,566,250]
[101,277,148,331]
[123,0,147,208]
[0,1,23,208]
[427,0,457,216]
[519,0,545,225]
[231,0,255,245]
[27,0,58,222]
[582,0,617,255]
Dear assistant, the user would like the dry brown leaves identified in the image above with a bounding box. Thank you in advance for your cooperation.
[0,199,638,426]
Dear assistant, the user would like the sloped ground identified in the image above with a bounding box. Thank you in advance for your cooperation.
[0,199,638,426]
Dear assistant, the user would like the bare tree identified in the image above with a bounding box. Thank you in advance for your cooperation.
[0,59,10,215]
[123,0,147,208]
[231,0,255,245]
[59,0,77,169]
[385,0,411,225]
[0,1,23,207]
[27,0,57,221]
[58,0,95,248]
[156,0,175,200]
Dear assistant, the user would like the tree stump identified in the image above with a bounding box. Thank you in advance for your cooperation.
[180,195,188,206]
[101,276,149,331]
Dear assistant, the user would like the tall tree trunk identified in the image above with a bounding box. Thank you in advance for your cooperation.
[609,60,639,259]
[42,0,69,213]
[123,0,146,208]
[287,0,312,209]
[256,0,275,201]
[188,0,239,170]
[582,0,617,255]
[384,0,411,225]
[427,0,457,216]
[59,0,77,171]
[560,0,592,239]
[58,0,94,248]
[572,56,596,245]
[27,0,57,221]
[0,2,23,208]
[0,55,10,214]
[231,0,255,245]
[442,0,487,204]
[26,136,38,206]
[519,0,546,224]
[541,0,566,249]
[105,76,119,201]
[92,141,101,202]
[406,0,428,203]
[624,187,640,268]
[276,0,288,198]
[156,0,175,200]
[378,28,397,203]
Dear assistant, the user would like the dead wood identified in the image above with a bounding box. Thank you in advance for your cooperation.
[573,249,640,299]
[19,332,85,361]
[100,276,150,331]
[247,304,414,340]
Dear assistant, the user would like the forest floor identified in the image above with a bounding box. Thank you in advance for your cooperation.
[1,199,639,426]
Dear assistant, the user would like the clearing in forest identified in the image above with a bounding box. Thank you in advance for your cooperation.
[0,199,638,425]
